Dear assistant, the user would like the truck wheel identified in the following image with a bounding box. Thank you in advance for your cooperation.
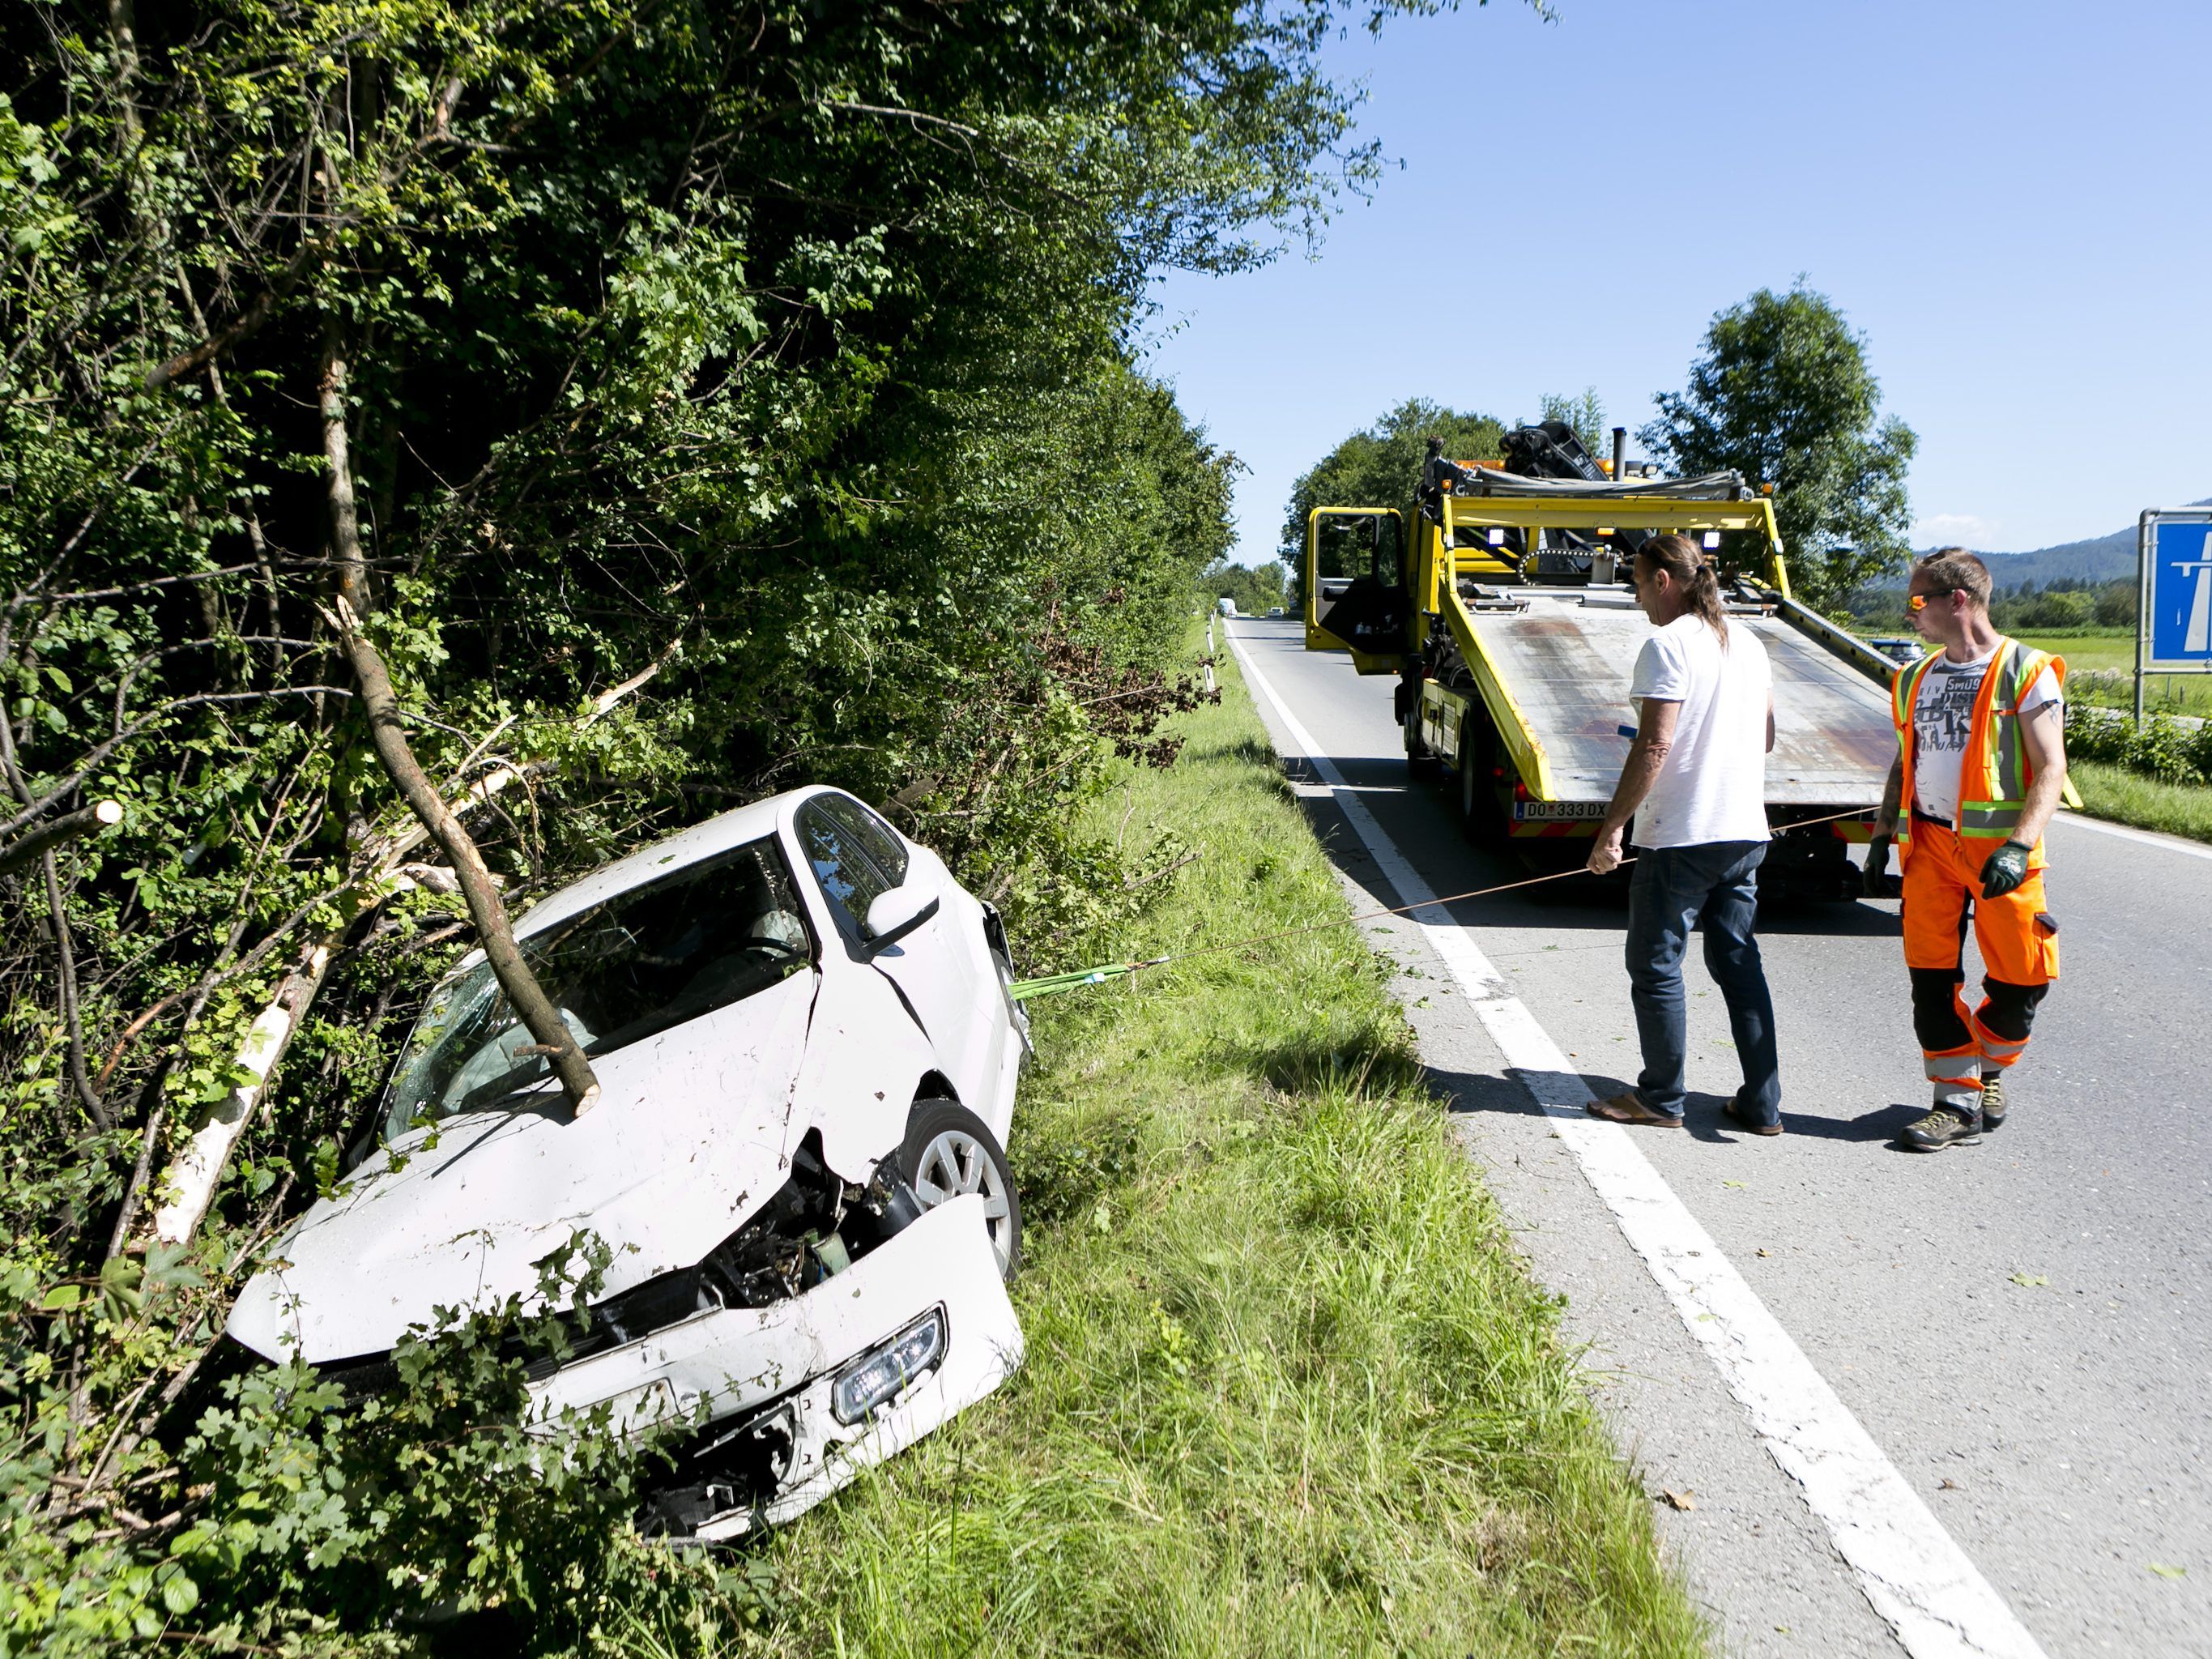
[898,1100,1021,1278]
[1456,718,1507,847]
[1404,702,1437,779]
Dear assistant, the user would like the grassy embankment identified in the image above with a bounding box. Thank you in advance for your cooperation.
[2014,628,2212,717]
[2065,760,2212,844]
[721,641,1704,1657]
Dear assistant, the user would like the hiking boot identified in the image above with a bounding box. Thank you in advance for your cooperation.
[1903,1105,1982,1152]
[1979,1074,2008,1128]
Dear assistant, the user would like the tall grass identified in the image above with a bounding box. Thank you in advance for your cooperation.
[2069,759,2212,845]
[720,646,1703,1657]
[2015,632,2212,716]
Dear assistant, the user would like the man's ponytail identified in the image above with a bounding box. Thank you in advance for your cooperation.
[1639,532,1730,646]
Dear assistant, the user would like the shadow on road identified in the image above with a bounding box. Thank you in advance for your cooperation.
[1423,1068,1929,1160]
[1427,1066,1549,1119]
[1639,1088,1923,1149]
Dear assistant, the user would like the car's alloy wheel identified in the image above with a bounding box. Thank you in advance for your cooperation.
[897,1099,1021,1277]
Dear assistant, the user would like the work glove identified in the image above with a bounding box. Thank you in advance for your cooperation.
[1861,834,1899,900]
[1980,841,2031,900]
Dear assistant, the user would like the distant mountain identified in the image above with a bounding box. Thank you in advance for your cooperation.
[1974,527,2138,591]
[1889,497,2212,591]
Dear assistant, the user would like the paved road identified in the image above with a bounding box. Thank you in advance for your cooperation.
[1224,617,2212,1659]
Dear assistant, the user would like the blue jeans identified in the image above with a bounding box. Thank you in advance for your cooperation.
[1624,841,1781,1124]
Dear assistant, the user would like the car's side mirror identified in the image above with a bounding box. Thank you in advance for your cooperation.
[862,882,940,953]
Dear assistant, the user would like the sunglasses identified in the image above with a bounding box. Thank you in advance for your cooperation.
[1906,588,1954,613]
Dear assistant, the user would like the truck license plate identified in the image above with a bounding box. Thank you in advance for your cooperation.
[1513,800,1609,821]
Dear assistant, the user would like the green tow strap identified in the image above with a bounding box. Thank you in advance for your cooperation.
[1006,955,1170,1002]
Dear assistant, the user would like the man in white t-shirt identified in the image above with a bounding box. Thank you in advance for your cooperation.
[1866,548,2069,1152]
[1584,535,1781,1132]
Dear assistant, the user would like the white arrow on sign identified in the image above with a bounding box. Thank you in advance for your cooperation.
[2184,531,2212,655]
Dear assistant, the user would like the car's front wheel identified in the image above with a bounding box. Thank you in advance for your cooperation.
[897,1099,1021,1278]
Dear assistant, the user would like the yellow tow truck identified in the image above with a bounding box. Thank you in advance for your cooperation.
[1303,424,1900,898]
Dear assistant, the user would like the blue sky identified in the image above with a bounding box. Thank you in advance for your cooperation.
[1141,0,2212,565]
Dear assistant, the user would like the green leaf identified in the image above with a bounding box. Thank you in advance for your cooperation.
[38,1282,83,1311]
[144,1242,208,1292]
[2008,1272,2048,1288]
[2149,1563,2187,1579]
[98,1255,145,1320]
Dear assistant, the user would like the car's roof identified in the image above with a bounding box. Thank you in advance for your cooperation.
[507,784,839,945]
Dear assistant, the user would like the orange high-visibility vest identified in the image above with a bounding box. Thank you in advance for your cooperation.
[1891,638,2071,865]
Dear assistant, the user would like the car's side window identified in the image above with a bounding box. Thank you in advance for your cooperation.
[816,793,909,885]
[796,800,897,940]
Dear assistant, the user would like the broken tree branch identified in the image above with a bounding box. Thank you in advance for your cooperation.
[317,329,599,1115]
[0,800,123,878]
[140,655,658,1251]
[44,849,111,1129]
[147,947,336,1247]
[140,606,671,1252]
[142,235,330,391]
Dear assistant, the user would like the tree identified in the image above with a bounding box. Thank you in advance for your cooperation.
[1538,386,1608,459]
[1201,558,1290,615]
[1281,398,1507,573]
[1641,282,1917,608]
[0,1,1472,1645]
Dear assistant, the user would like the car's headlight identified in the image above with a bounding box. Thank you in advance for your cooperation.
[831,1308,946,1426]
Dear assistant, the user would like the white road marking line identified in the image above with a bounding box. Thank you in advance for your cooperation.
[1226,625,2048,1659]
[2052,810,2212,861]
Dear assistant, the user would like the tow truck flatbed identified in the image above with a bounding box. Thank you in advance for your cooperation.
[1302,433,1899,897]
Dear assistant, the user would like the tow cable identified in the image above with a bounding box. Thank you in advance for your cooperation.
[1005,804,1882,1003]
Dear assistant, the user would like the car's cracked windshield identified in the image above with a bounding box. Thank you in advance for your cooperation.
[382,837,812,1139]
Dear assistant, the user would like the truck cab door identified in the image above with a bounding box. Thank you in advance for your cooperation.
[1305,508,1409,673]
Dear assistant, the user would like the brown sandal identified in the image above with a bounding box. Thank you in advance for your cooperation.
[1585,1091,1683,1128]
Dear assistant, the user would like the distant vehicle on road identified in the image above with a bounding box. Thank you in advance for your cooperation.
[1216,597,1238,617]
[1869,635,1924,663]
[1268,606,1286,618]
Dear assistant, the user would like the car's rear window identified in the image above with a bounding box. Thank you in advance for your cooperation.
[382,837,812,1137]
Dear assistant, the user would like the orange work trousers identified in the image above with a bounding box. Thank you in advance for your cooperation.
[1901,818,2059,1107]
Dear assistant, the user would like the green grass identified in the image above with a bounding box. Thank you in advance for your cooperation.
[2069,758,2212,844]
[2014,630,2212,716]
[720,642,1704,1657]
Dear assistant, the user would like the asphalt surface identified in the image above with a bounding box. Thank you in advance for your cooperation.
[1225,616,2212,1659]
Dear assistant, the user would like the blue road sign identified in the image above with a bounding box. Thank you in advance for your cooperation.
[2147,515,2212,669]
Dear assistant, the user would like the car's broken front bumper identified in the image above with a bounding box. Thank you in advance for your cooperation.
[526,1192,1021,1538]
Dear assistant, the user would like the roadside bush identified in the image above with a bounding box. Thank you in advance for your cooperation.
[0,2,1473,1652]
[8,1237,694,1657]
[2063,704,2212,787]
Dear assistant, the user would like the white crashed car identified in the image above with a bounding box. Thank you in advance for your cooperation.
[228,786,1029,1538]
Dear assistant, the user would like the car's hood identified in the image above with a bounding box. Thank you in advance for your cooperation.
[229,971,816,1364]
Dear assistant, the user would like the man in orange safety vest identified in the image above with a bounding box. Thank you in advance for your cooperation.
[1865,549,2074,1152]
